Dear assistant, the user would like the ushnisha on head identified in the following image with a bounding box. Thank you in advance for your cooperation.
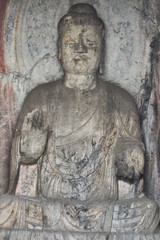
[58,4,105,42]
[58,4,105,85]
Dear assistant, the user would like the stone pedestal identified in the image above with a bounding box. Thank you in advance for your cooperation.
[0,229,159,240]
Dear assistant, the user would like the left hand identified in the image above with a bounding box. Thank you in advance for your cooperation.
[115,145,144,183]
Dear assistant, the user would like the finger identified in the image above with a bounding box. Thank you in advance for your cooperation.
[71,205,78,215]
[30,108,40,128]
[43,124,48,133]
[32,110,40,128]
[27,112,33,130]
[68,205,77,217]
[37,110,43,128]
[20,135,24,146]
[21,113,32,132]
[21,115,28,132]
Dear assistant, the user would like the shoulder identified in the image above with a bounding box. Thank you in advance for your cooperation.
[22,79,63,110]
[99,79,134,101]
[18,79,62,121]
[26,79,62,101]
[99,79,138,114]
[98,79,141,138]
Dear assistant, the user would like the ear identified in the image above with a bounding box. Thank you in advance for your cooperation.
[99,36,105,75]
[58,40,62,60]
[98,62,103,74]
[58,47,62,60]
[98,51,104,74]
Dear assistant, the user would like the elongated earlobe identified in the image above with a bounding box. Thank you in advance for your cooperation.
[58,39,62,60]
[99,62,103,74]
[58,48,62,60]
[99,36,105,74]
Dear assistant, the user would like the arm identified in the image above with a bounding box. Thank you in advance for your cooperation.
[113,87,144,184]
[8,90,48,194]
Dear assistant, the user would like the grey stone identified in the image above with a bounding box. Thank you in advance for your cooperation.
[0,3,159,240]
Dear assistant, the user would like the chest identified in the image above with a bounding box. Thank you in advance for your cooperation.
[55,88,100,138]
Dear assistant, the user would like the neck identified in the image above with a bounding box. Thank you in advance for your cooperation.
[64,72,97,90]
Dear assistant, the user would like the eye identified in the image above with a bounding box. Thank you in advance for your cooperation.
[64,40,76,47]
[86,38,97,48]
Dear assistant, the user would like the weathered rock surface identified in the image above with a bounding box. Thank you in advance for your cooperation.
[0,1,160,239]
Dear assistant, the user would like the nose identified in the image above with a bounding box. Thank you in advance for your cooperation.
[74,33,87,54]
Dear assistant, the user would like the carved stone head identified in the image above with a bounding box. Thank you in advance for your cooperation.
[58,4,105,75]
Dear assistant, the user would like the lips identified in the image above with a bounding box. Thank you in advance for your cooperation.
[74,55,88,62]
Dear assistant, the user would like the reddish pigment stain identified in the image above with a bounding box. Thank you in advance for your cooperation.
[0,0,9,74]
[0,81,15,111]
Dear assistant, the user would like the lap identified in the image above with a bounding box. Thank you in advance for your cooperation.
[111,196,160,233]
[0,194,159,233]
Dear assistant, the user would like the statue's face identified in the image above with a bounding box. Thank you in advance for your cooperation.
[59,22,103,75]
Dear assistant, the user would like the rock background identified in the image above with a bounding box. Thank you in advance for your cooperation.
[0,0,160,204]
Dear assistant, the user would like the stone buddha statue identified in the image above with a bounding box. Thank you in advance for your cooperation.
[0,3,159,236]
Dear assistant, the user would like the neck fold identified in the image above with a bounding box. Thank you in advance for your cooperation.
[64,72,97,90]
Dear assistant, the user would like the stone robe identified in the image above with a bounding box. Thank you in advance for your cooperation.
[0,79,159,234]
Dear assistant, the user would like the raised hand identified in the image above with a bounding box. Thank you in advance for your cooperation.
[20,109,48,164]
